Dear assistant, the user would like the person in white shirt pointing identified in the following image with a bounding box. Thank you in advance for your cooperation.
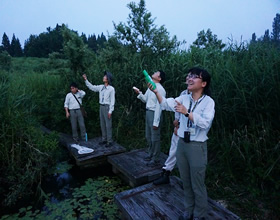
[83,71,115,147]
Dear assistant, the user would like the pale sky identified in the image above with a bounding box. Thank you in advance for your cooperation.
[0,0,279,48]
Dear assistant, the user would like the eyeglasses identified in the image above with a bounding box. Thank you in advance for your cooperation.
[187,74,202,79]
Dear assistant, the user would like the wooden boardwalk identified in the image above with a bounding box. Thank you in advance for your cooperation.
[108,148,168,187]
[41,126,126,168]
[115,176,241,220]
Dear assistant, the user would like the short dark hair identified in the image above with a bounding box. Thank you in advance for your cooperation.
[70,82,78,88]
[187,67,211,96]
[158,70,166,84]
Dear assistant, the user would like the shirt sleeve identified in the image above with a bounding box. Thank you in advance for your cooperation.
[78,90,86,98]
[109,87,115,114]
[192,98,215,129]
[153,87,166,127]
[64,94,70,108]
[85,80,102,92]
[137,90,148,103]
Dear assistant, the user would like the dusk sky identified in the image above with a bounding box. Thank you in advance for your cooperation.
[0,0,279,48]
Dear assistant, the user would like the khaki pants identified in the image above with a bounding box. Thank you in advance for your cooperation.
[100,104,112,143]
[145,110,162,161]
[176,138,208,218]
[70,109,86,140]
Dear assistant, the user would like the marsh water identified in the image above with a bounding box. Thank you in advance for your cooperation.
[0,149,122,219]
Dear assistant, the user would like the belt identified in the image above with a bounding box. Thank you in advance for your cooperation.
[70,108,80,111]
[100,104,108,106]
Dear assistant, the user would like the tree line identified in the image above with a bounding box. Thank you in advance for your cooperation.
[0,24,107,58]
[1,14,280,58]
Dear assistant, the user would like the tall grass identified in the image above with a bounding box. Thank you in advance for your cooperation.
[1,40,279,217]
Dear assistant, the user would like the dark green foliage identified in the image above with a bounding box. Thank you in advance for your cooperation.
[0,51,12,70]
[1,33,11,54]
[10,34,23,57]
[2,176,129,219]
[113,0,179,57]
[62,26,95,77]
[0,70,60,208]
[192,29,226,50]
[24,24,65,58]
[272,13,280,42]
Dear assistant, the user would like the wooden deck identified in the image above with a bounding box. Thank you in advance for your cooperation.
[108,148,168,187]
[115,176,241,220]
[41,126,126,168]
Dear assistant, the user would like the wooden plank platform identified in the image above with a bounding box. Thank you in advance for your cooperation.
[115,176,241,220]
[41,126,126,168]
[108,149,168,187]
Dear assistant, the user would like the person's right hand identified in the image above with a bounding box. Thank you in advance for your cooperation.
[66,112,70,118]
[82,74,87,81]
[173,119,179,127]
[147,82,158,93]
[133,86,140,94]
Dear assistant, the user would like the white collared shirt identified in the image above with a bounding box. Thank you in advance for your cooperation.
[64,90,86,110]
[85,80,115,114]
[161,93,215,142]
[137,83,166,127]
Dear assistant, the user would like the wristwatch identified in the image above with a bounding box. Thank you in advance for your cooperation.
[184,112,189,117]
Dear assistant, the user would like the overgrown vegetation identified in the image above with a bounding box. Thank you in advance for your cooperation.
[0,0,279,219]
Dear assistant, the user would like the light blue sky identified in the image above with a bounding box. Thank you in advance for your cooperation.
[0,0,279,48]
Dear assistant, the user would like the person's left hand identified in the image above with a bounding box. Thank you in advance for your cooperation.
[108,113,112,119]
[175,100,188,114]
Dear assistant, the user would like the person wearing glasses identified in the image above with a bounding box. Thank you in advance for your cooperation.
[148,67,215,220]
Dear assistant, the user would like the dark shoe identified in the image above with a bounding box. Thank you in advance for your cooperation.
[99,141,107,145]
[193,217,205,220]
[178,211,193,220]
[105,142,113,148]
[146,160,160,167]
[153,170,170,185]
[144,156,152,161]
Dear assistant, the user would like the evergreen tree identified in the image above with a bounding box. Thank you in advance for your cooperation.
[88,34,98,52]
[97,33,107,49]
[272,13,280,42]
[251,33,257,43]
[81,33,88,44]
[1,33,11,54]
[263,29,270,42]
[10,34,23,57]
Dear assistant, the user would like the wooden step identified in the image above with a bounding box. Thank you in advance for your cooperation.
[115,176,241,220]
[108,148,168,187]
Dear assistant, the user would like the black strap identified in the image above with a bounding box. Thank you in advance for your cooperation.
[187,95,205,127]
[72,93,82,107]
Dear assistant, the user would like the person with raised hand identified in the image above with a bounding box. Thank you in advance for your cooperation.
[148,67,215,220]
[83,71,115,147]
[133,70,166,167]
